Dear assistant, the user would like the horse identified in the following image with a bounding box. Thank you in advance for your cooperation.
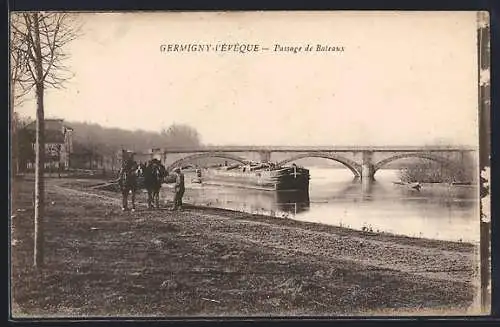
[118,160,139,211]
[143,160,167,209]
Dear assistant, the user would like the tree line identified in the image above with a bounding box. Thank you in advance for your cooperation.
[397,146,477,184]
[68,121,202,155]
[12,112,202,164]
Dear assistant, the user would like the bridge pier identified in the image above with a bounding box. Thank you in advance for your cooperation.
[361,151,375,181]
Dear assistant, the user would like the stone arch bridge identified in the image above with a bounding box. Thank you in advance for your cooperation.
[129,146,477,181]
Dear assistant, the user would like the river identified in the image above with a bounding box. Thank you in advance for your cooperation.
[160,168,479,244]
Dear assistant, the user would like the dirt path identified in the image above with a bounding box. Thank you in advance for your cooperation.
[10,178,481,317]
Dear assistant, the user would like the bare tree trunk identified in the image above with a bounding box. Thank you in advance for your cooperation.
[11,67,20,177]
[34,83,45,267]
[11,53,18,178]
[33,13,46,268]
[11,98,17,178]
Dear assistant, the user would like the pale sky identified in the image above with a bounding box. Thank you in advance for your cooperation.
[14,11,480,146]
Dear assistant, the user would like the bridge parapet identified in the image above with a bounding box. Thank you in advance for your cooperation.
[137,145,478,155]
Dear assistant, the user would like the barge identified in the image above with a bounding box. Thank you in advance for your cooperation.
[191,162,310,192]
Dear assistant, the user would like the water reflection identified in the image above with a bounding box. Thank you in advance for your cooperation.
[324,180,360,200]
[361,178,374,201]
[175,184,310,217]
[161,169,479,243]
[275,191,310,214]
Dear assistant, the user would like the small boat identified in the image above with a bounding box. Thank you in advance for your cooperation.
[393,181,422,191]
[197,162,310,192]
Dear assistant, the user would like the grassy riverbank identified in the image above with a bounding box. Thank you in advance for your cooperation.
[10,177,481,317]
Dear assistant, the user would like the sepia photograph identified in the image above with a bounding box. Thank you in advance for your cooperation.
[9,11,491,318]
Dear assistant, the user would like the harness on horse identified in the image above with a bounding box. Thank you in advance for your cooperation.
[152,164,162,179]
[119,160,138,189]
[148,162,165,184]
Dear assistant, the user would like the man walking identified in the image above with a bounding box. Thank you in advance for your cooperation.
[172,167,185,211]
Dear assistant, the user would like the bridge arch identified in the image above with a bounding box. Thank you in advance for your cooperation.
[276,152,361,177]
[166,152,250,171]
[373,152,456,174]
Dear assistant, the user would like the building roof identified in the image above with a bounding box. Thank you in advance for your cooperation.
[24,119,72,143]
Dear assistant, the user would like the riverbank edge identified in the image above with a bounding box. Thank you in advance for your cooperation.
[57,178,479,252]
[181,203,479,248]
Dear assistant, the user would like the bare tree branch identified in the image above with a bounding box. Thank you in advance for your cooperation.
[11,12,82,99]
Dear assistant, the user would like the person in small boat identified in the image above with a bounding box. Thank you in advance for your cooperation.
[171,167,185,211]
[411,182,422,191]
